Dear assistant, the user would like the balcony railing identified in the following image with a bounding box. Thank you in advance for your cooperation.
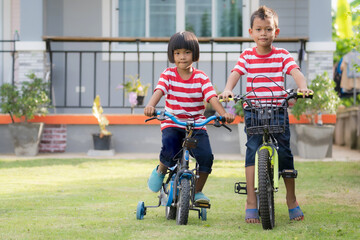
[41,36,307,114]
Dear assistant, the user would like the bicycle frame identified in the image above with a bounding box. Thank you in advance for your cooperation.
[169,125,197,205]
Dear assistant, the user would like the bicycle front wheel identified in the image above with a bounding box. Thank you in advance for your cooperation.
[176,178,190,225]
[258,148,275,229]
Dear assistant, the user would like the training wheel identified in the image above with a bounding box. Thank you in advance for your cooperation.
[200,208,207,221]
[136,201,146,220]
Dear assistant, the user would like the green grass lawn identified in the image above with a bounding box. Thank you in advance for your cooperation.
[0,157,359,240]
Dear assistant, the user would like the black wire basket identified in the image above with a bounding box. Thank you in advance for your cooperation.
[244,96,288,136]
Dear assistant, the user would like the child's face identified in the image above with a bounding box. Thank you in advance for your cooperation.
[173,48,193,71]
[249,17,279,49]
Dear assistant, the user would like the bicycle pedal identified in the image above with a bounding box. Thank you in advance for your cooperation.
[280,169,298,178]
[234,182,247,195]
[194,202,211,209]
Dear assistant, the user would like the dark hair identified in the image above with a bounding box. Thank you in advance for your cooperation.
[250,6,279,29]
[167,31,200,63]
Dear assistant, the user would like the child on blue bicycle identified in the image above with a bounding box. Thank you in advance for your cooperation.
[219,6,313,223]
[144,31,234,204]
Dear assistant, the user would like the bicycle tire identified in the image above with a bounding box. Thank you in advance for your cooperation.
[166,206,176,220]
[258,148,275,229]
[176,178,190,225]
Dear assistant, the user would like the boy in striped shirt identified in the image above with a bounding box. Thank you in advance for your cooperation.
[219,6,312,223]
[144,31,234,204]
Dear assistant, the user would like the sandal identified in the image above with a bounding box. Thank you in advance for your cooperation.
[194,192,210,204]
[147,166,165,192]
[289,205,304,221]
[245,208,260,222]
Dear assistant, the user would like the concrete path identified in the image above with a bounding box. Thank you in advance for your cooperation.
[0,145,359,162]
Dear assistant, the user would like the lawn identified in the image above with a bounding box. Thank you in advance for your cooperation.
[0,157,359,240]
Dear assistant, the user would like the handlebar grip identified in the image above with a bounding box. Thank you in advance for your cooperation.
[297,92,314,99]
[219,97,233,103]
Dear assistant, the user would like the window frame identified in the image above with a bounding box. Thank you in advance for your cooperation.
[102,0,257,57]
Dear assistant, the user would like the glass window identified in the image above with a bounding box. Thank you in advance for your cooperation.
[185,0,212,37]
[117,0,242,38]
[118,0,145,37]
[217,0,242,37]
[150,0,176,37]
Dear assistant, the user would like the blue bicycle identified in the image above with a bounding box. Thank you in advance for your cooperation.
[136,110,231,225]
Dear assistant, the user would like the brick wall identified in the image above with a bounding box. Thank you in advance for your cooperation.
[307,51,334,81]
[17,51,48,82]
[39,124,67,153]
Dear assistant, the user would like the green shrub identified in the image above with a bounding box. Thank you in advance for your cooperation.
[291,72,341,125]
[0,73,51,122]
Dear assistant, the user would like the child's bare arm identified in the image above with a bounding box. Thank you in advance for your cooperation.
[208,97,235,123]
[218,71,241,101]
[144,89,163,116]
[290,68,313,96]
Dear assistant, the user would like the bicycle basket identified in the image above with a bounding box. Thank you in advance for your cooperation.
[244,97,288,135]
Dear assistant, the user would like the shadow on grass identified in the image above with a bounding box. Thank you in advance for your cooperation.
[0,158,124,169]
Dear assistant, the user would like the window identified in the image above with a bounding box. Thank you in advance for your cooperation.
[118,0,146,37]
[216,0,243,37]
[116,0,242,37]
[149,0,176,37]
[185,0,212,37]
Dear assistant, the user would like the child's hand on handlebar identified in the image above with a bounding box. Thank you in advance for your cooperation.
[297,88,313,98]
[218,90,234,102]
[222,112,235,124]
[144,105,156,117]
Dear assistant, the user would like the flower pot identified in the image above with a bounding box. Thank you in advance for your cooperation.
[294,124,335,159]
[136,95,145,106]
[8,122,44,156]
[92,134,112,150]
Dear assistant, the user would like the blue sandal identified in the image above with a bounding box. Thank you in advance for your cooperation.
[194,192,210,204]
[245,208,260,222]
[289,205,304,221]
[147,166,165,192]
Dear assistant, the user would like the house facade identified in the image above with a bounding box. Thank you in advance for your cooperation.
[0,0,335,154]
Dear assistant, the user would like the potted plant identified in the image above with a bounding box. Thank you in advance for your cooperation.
[0,73,51,156]
[291,72,341,158]
[117,74,150,113]
[92,95,112,150]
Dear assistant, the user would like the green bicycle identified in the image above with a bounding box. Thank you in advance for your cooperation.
[231,76,313,229]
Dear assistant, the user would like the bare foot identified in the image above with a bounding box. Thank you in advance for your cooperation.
[291,215,304,221]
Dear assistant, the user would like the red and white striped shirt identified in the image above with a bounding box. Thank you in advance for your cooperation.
[232,46,299,105]
[155,67,217,130]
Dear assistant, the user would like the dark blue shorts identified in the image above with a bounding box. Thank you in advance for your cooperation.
[244,109,294,171]
[159,127,214,174]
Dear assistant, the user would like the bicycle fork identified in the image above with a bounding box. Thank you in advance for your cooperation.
[254,145,279,193]
[234,144,279,195]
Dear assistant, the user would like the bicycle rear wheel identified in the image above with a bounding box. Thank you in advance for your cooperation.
[176,178,190,225]
[258,148,275,229]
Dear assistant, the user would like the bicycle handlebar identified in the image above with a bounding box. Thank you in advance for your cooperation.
[145,110,231,131]
[220,89,313,104]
